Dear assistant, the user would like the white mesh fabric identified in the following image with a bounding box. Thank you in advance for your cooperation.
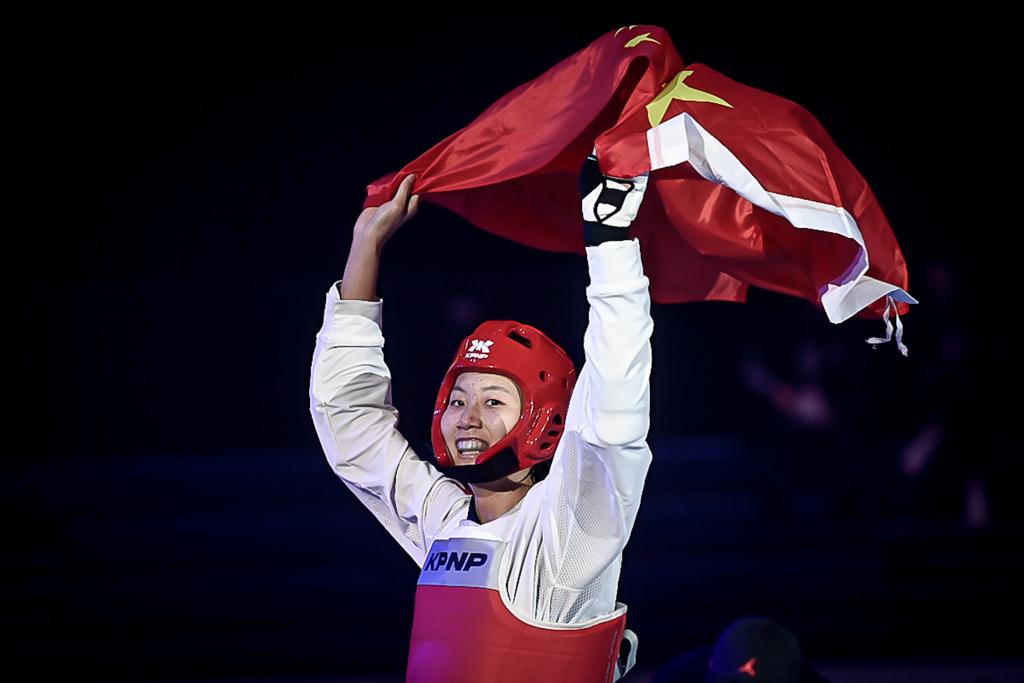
[497,427,649,625]
[544,430,630,590]
[524,432,643,626]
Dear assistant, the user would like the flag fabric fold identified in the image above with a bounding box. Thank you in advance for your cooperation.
[363,24,916,329]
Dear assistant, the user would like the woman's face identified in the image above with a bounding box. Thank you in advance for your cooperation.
[441,372,522,465]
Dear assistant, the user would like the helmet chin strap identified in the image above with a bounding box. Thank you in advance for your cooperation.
[435,446,525,485]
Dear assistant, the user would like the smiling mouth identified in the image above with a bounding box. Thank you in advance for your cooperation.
[456,438,489,458]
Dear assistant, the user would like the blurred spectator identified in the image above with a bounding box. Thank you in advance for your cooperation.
[896,258,1001,529]
[652,616,828,683]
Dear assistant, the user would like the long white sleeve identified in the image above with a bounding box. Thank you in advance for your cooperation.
[503,237,654,623]
[308,284,471,566]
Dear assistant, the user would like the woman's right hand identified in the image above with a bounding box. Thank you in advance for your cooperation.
[353,173,420,250]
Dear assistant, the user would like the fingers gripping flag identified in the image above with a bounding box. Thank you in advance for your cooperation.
[362,25,917,353]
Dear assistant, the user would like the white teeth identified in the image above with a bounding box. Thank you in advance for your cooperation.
[456,439,488,453]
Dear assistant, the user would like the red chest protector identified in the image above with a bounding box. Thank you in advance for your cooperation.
[405,537,635,683]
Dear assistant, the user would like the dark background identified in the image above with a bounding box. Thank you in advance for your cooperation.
[11,12,1020,682]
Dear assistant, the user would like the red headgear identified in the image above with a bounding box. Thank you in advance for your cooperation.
[431,320,577,484]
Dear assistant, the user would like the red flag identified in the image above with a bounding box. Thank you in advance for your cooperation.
[363,25,916,335]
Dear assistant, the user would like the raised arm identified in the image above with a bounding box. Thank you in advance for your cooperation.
[309,174,470,566]
[535,152,654,592]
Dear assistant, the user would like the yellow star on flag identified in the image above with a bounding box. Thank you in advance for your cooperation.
[646,69,733,127]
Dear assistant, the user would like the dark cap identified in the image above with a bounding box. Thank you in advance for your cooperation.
[705,617,802,683]
[652,617,830,683]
